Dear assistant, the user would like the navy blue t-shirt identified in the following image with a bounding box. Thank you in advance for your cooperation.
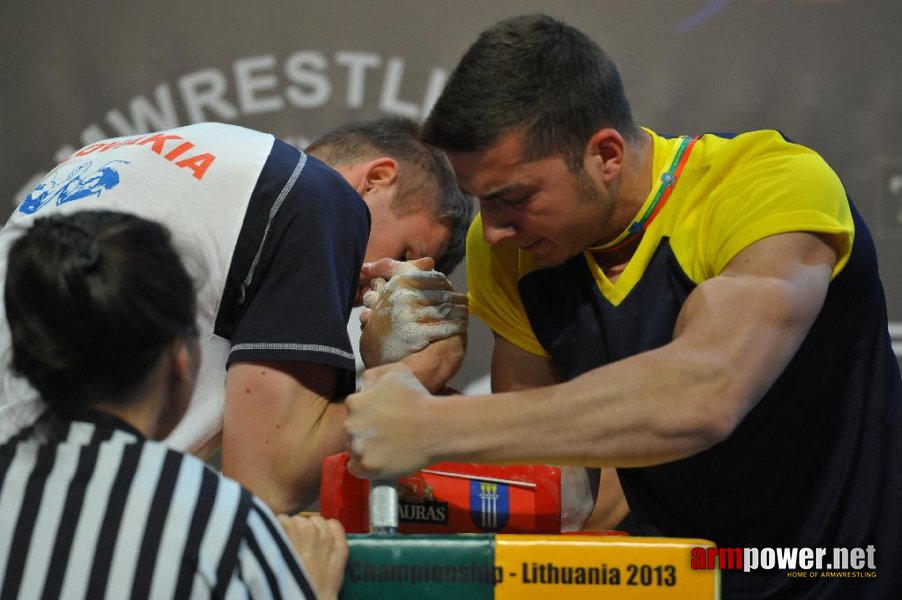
[215,138,370,397]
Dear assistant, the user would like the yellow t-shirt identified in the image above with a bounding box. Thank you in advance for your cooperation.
[466,129,854,357]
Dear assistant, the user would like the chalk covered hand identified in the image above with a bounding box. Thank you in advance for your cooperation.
[359,258,468,366]
[346,363,438,479]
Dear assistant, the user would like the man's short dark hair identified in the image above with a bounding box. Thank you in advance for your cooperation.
[308,117,474,275]
[423,14,639,171]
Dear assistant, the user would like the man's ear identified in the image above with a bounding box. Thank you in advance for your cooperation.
[585,128,625,183]
[363,157,399,194]
[170,337,197,386]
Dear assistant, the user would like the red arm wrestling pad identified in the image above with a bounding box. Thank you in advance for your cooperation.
[320,453,561,534]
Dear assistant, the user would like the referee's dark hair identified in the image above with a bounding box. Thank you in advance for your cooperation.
[5,210,197,406]
[423,13,640,171]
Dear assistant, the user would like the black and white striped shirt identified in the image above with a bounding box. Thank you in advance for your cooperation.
[0,408,316,599]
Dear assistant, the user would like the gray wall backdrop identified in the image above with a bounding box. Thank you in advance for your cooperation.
[2,0,900,389]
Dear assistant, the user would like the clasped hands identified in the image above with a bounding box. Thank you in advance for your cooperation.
[350,257,468,478]
[358,257,467,362]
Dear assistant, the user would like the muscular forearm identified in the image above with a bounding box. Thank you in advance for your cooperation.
[425,345,733,469]
[345,346,731,481]
[285,401,348,512]
[226,401,347,513]
[223,362,349,514]
[399,334,467,393]
[292,402,348,510]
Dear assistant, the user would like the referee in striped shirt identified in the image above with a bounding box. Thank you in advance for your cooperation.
[0,211,347,599]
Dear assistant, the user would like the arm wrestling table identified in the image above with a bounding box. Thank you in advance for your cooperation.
[320,453,720,599]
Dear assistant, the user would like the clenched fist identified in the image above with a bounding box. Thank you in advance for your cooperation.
[345,363,441,479]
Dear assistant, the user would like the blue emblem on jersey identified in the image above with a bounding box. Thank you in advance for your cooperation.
[20,160,131,215]
[469,480,510,531]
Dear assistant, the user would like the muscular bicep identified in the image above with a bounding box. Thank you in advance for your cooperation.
[222,361,348,513]
[670,231,838,429]
[491,334,562,392]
